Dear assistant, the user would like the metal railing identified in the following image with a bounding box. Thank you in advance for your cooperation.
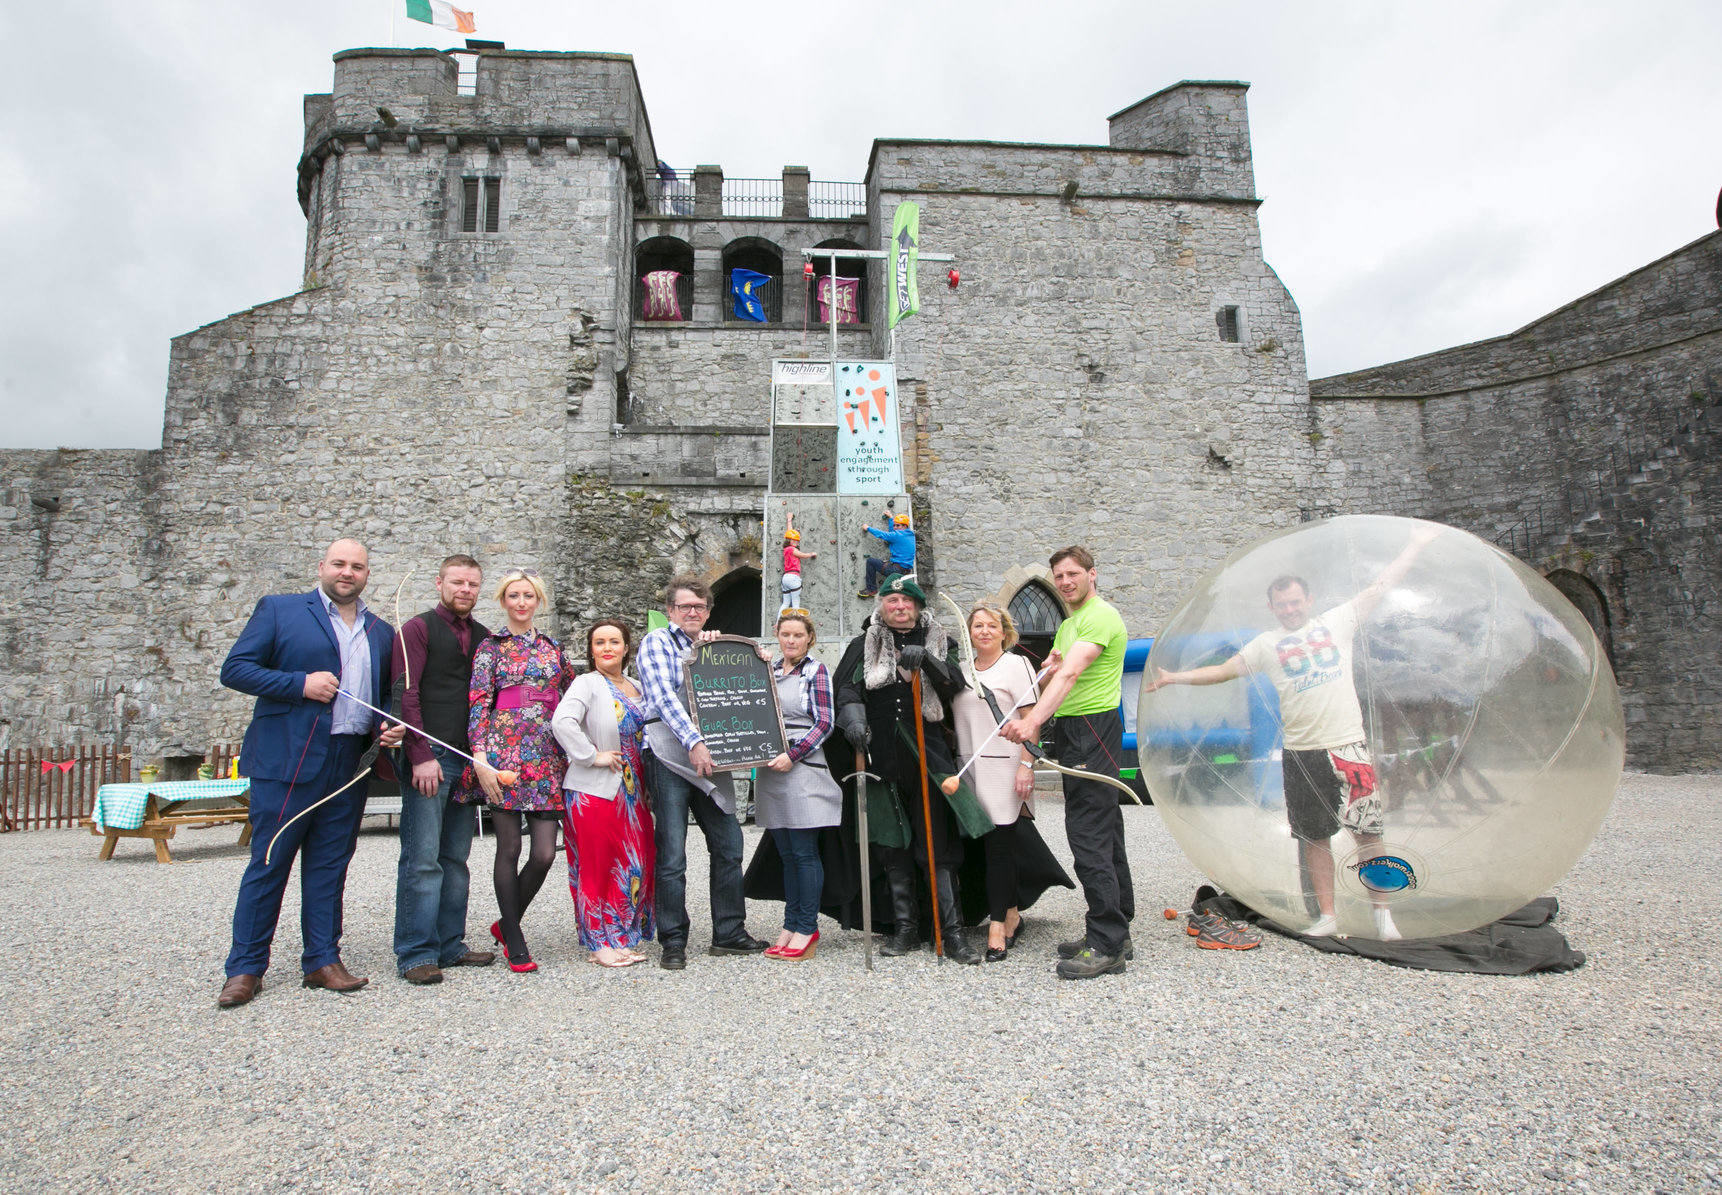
[722,178,782,218]
[809,180,867,219]
[645,169,696,216]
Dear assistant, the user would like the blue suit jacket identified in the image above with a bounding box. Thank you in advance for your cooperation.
[221,591,396,783]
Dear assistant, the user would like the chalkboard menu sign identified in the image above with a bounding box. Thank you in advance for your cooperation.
[682,635,788,771]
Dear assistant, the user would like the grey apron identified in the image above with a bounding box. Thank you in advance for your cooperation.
[752,663,842,830]
[644,695,737,815]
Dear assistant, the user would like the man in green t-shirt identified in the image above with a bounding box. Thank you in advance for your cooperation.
[1003,546,1135,979]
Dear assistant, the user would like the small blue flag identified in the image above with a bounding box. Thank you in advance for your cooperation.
[730,268,771,322]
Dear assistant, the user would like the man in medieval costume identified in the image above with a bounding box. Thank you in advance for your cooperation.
[834,575,994,964]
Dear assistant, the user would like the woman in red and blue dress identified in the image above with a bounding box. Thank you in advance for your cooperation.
[550,619,656,968]
[460,567,576,972]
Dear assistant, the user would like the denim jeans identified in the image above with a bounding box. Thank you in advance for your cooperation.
[864,557,908,592]
[392,747,479,972]
[647,753,748,948]
[771,827,823,935]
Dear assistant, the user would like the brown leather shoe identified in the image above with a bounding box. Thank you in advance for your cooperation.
[447,950,495,967]
[401,963,443,985]
[302,961,369,993]
[217,974,261,1009]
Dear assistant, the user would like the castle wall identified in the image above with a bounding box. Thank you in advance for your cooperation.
[1310,231,1722,770]
[869,138,1313,636]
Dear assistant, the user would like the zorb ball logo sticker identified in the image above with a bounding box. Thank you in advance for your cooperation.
[1350,854,1419,894]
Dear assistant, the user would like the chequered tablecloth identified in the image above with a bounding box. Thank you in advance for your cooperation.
[91,779,252,831]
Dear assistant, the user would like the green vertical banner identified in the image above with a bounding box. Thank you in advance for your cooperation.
[889,202,920,329]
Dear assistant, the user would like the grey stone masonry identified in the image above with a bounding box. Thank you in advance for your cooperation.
[864,84,1312,639]
[0,52,1712,774]
[1310,231,1722,770]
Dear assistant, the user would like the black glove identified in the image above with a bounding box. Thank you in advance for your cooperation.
[837,704,871,750]
[897,644,926,673]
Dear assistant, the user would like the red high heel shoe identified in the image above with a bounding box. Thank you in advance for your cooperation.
[493,921,535,972]
[773,931,819,961]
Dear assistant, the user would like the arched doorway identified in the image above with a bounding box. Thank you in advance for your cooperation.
[1546,569,1614,664]
[708,566,762,638]
[1008,580,1066,669]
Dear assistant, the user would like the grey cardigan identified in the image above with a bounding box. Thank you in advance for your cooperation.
[550,670,639,800]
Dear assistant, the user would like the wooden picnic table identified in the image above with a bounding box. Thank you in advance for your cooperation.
[86,780,252,863]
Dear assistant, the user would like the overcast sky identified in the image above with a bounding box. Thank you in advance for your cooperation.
[3,0,1717,449]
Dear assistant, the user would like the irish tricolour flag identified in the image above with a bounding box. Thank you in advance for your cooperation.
[406,0,476,32]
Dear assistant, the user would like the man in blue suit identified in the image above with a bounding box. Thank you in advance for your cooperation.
[217,538,404,1008]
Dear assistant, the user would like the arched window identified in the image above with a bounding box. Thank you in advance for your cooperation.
[1009,580,1065,669]
[807,237,868,326]
[721,237,782,324]
[635,236,693,323]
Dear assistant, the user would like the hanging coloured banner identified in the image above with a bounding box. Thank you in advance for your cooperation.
[836,362,903,494]
[889,203,920,329]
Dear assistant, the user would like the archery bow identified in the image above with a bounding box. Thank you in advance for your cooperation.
[938,591,1143,805]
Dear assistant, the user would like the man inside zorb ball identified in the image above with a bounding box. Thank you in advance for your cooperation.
[1147,524,1441,940]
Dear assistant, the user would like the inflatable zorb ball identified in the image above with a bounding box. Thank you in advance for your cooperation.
[1138,515,1623,940]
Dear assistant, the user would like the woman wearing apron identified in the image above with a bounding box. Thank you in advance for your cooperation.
[753,610,842,961]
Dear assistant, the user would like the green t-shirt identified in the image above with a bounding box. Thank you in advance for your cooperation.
[1051,595,1127,717]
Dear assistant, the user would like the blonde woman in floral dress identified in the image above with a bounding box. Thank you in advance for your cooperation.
[460,568,576,972]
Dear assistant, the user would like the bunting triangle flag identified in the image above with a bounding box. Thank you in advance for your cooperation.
[406,0,477,33]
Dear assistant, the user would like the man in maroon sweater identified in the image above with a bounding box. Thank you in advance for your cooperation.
[391,555,496,984]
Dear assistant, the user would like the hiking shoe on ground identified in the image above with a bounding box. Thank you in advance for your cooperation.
[1056,936,1133,961]
[1194,920,1262,951]
[1185,910,1227,938]
[1055,947,1126,980]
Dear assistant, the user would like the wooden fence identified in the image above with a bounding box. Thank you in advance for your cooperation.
[0,746,133,831]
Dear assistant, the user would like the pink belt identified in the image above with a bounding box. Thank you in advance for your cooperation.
[495,684,559,713]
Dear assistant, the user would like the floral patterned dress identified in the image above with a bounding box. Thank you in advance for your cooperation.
[563,679,656,951]
[459,629,575,812]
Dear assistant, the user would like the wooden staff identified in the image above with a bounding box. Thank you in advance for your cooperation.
[910,670,944,961]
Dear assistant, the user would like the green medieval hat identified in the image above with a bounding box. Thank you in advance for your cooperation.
[877,575,927,606]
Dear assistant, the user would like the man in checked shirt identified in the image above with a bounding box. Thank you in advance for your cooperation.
[636,575,768,970]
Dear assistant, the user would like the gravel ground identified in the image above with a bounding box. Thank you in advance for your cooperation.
[2,771,1718,1194]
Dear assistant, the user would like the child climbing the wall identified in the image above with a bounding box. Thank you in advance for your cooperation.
[781,514,818,611]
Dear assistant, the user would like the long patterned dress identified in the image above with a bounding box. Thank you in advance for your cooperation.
[459,629,575,812]
[563,680,656,950]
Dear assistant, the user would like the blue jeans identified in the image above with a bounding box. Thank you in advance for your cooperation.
[647,754,748,948]
[226,734,367,978]
[864,558,908,593]
[771,827,823,935]
[393,747,479,972]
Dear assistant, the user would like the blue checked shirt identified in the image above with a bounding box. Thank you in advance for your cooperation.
[325,592,374,735]
[637,624,702,751]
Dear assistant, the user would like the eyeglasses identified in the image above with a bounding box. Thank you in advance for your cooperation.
[500,568,542,581]
[672,602,709,613]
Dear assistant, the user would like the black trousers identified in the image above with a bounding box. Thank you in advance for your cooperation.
[1052,709,1134,955]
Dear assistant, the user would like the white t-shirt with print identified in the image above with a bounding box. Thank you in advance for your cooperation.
[1238,604,1365,751]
